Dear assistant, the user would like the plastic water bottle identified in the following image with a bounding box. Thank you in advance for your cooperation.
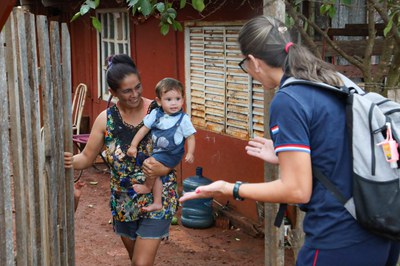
[181,167,214,229]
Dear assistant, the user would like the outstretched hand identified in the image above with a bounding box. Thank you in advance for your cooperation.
[179,180,228,202]
[245,137,279,164]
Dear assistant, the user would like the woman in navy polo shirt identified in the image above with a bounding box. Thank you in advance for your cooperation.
[180,16,400,265]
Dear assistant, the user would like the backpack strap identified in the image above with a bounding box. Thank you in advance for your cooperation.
[281,77,355,98]
[312,167,347,205]
[274,203,288,227]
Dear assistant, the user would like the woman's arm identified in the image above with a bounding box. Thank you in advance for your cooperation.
[142,157,172,179]
[65,111,107,170]
[179,151,312,204]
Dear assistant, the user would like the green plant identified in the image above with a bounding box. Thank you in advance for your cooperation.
[71,0,205,35]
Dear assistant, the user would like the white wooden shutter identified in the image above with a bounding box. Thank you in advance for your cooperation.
[186,24,264,139]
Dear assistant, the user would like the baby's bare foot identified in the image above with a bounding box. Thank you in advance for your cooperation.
[133,184,151,194]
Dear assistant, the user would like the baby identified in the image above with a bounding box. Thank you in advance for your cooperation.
[127,78,196,211]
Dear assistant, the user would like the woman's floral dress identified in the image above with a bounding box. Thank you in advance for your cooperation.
[102,102,178,221]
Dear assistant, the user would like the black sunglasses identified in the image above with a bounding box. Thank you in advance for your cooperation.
[238,57,248,73]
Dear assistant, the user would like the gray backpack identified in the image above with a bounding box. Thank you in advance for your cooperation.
[275,74,400,241]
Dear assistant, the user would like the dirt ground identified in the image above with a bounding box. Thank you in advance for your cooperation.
[74,166,282,266]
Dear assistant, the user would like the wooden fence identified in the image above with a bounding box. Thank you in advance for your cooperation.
[0,7,74,266]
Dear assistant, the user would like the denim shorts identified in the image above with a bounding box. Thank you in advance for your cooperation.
[113,218,172,240]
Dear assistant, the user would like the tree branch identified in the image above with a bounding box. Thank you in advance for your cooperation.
[285,0,365,70]
[368,0,400,45]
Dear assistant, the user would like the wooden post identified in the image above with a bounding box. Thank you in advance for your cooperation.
[262,1,286,266]
[0,29,15,266]
[61,23,75,266]
[37,14,59,266]
[6,10,29,266]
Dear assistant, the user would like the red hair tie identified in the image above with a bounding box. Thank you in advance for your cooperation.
[285,42,294,53]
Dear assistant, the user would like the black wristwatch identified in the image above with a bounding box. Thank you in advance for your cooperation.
[233,181,245,201]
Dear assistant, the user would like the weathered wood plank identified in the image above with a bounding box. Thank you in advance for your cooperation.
[50,20,67,266]
[0,29,15,266]
[7,9,29,266]
[37,14,59,266]
[315,39,385,57]
[15,8,38,265]
[25,10,44,265]
[61,22,75,266]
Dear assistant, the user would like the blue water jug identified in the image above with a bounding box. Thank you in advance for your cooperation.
[181,167,214,229]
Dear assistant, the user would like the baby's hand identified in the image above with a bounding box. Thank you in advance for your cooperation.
[185,153,194,163]
[127,146,138,158]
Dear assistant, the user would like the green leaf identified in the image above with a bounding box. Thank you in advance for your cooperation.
[167,17,172,24]
[70,12,81,22]
[328,7,336,18]
[192,0,205,12]
[127,0,139,8]
[155,2,165,12]
[172,20,183,31]
[320,4,329,15]
[180,0,186,9]
[94,0,100,8]
[160,23,170,35]
[91,16,102,32]
[86,0,96,9]
[384,18,393,37]
[132,5,138,16]
[167,8,177,18]
[80,4,91,16]
[140,0,152,16]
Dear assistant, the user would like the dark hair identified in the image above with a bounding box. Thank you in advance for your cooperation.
[238,16,342,87]
[106,54,139,91]
[155,78,184,99]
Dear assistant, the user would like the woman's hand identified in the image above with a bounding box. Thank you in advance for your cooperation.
[142,157,171,179]
[245,137,279,164]
[64,152,74,169]
[179,180,229,202]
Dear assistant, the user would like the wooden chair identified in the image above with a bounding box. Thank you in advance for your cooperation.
[72,83,87,135]
[71,86,110,181]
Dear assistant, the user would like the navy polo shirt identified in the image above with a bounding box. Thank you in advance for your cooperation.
[270,77,373,249]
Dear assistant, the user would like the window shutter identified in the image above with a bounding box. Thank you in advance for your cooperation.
[186,24,264,139]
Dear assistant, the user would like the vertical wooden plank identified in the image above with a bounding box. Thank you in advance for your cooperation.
[6,9,29,266]
[0,29,15,266]
[36,14,59,266]
[61,22,75,266]
[50,20,67,266]
[25,11,44,265]
[14,8,38,265]
[263,1,285,266]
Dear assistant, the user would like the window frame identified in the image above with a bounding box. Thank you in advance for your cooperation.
[96,8,131,102]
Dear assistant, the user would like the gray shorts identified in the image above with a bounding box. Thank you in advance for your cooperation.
[113,218,171,240]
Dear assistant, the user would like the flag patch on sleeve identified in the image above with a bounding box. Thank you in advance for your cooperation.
[271,125,279,135]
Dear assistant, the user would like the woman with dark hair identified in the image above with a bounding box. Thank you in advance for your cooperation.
[180,16,400,265]
[65,54,178,265]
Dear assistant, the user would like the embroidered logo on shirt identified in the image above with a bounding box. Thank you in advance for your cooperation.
[271,125,280,135]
